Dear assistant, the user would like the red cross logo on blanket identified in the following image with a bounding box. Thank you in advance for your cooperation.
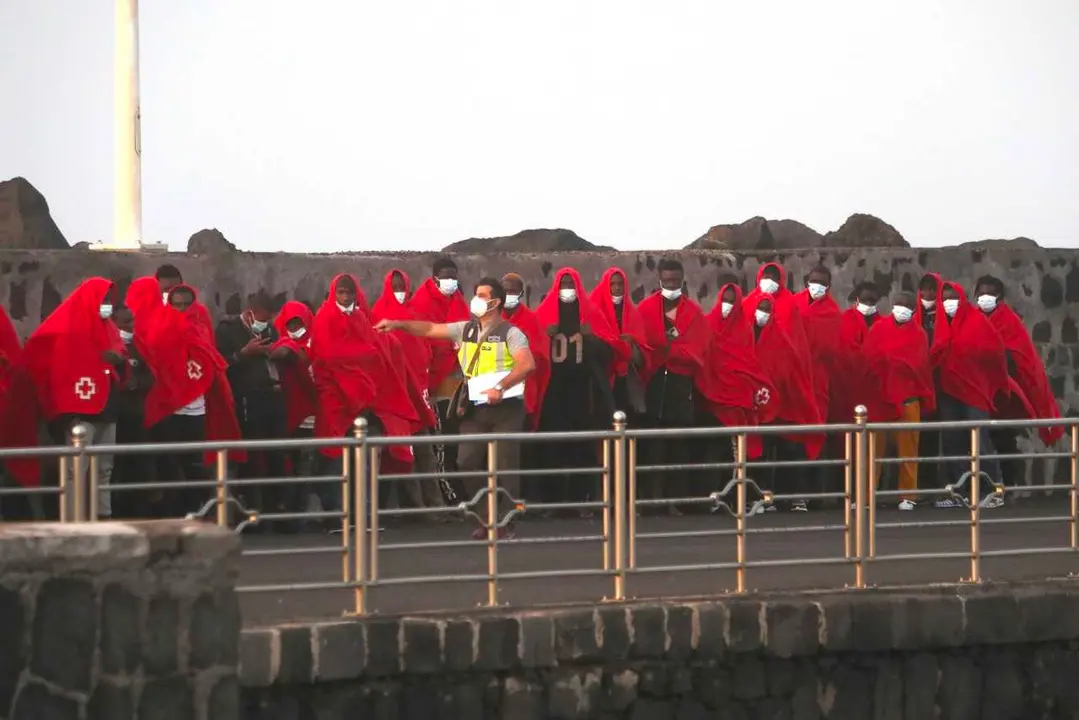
[187,360,203,380]
[755,387,771,407]
[75,377,97,400]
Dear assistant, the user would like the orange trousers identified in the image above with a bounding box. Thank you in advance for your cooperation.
[871,400,921,501]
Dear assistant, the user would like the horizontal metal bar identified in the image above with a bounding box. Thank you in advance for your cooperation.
[980,515,1072,526]
[515,466,608,478]
[770,491,847,501]
[242,546,345,558]
[874,487,954,498]
[869,551,973,562]
[866,417,1076,433]
[979,547,1078,558]
[626,423,860,440]
[237,581,361,593]
[874,451,1074,465]
[874,520,972,530]
[635,461,737,474]
[0,486,63,496]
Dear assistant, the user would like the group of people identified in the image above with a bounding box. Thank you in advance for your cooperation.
[0,257,1060,535]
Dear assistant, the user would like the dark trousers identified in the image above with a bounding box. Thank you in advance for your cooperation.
[238,390,292,514]
[151,414,207,519]
[318,414,384,517]
[434,400,462,502]
[112,412,154,518]
[760,434,814,502]
[988,427,1023,487]
[640,419,694,508]
[457,399,525,517]
[937,392,1001,489]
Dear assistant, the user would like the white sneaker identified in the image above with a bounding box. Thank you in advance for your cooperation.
[935,497,964,509]
[790,500,808,512]
[980,494,1004,510]
[898,499,916,511]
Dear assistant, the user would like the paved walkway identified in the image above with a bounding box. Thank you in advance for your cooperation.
[237,503,1078,627]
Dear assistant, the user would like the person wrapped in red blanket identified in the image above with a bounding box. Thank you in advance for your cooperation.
[271,301,317,434]
[126,277,244,518]
[0,306,43,502]
[975,274,1064,487]
[22,277,125,518]
[832,281,885,422]
[533,267,620,511]
[636,259,713,513]
[702,282,778,463]
[744,292,824,511]
[501,272,551,430]
[863,291,935,508]
[589,268,650,420]
[369,269,448,515]
[309,273,419,514]
[931,279,1011,508]
[792,265,843,423]
[743,262,815,400]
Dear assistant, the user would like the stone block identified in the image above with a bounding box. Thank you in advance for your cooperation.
[12,681,79,720]
[312,621,366,682]
[443,620,475,672]
[727,599,764,653]
[816,597,852,652]
[903,594,965,649]
[962,592,1021,645]
[100,584,140,677]
[501,678,545,720]
[442,681,484,720]
[402,619,442,674]
[766,659,795,696]
[732,656,767,701]
[555,609,600,663]
[519,614,556,668]
[638,664,668,698]
[765,601,819,658]
[629,698,675,720]
[238,629,276,687]
[938,655,981,720]
[674,697,711,720]
[1017,587,1079,642]
[830,664,872,720]
[901,653,938,720]
[692,665,731,709]
[207,676,239,720]
[872,657,903,720]
[401,680,440,720]
[143,594,180,675]
[666,605,695,661]
[365,619,402,677]
[475,616,519,672]
[846,594,897,652]
[276,626,313,684]
[0,585,25,712]
[695,602,728,658]
[630,606,668,659]
[606,669,640,712]
[597,607,630,660]
[30,577,97,692]
[548,669,601,720]
[137,677,195,720]
[979,650,1026,720]
[190,590,241,670]
[89,680,132,720]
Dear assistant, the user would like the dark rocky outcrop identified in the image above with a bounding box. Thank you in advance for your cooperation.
[959,237,1041,251]
[0,178,69,250]
[823,213,909,248]
[442,229,612,253]
[685,217,823,251]
[187,228,237,255]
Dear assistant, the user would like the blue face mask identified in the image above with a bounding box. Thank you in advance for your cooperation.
[250,320,268,333]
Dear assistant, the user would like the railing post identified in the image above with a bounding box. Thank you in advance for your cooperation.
[611,411,627,601]
[602,429,612,572]
[969,427,981,583]
[843,428,852,559]
[1071,424,1078,550]
[735,432,748,593]
[628,436,638,569]
[868,425,877,559]
[89,455,100,521]
[486,439,499,607]
[69,423,89,522]
[214,449,228,527]
[853,406,868,589]
[352,417,368,615]
[368,443,381,586]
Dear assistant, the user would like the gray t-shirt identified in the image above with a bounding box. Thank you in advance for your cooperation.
[445,321,529,353]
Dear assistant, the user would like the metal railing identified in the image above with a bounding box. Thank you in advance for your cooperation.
[0,408,1076,616]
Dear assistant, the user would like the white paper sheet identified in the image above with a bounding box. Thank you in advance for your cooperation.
[468,371,525,404]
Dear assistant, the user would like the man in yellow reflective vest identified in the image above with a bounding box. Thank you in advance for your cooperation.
[375,275,536,539]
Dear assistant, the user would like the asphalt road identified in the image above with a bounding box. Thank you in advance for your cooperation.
[235,499,1079,627]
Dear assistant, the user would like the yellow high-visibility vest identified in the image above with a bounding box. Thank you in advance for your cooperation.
[457,320,516,378]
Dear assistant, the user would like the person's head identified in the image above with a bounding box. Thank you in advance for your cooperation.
[758,264,782,295]
[390,271,407,293]
[974,275,1004,313]
[471,276,506,320]
[806,265,830,300]
[155,264,183,294]
[501,273,524,310]
[891,291,915,324]
[941,283,961,317]
[918,274,938,303]
[168,287,195,313]
[608,271,625,299]
[658,259,685,301]
[721,285,738,304]
[754,297,773,326]
[855,281,879,307]
[335,275,357,309]
[113,305,134,334]
[247,291,273,323]
[433,257,459,296]
[285,316,307,335]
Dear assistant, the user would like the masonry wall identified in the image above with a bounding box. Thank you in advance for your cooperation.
[239,580,1079,720]
[0,521,241,720]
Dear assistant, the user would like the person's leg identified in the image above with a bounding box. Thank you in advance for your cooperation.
[965,405,1002,500]
[94,421,117,519]
[492,402,525,528]
[175,415,208,517]
[987,427,1022,488]
[896,401,921,505]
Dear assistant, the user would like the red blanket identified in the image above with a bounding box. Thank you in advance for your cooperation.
[0,306,42,487]
[126,278,245,463]
[937,283,1010,413]
[369,269,436,429]
[987,302,1063,444]
[636,291,711,390]
[702,284,778,458]
[588,268,649,377]
[502,301,551,427]
[408,276,468,392]
[745,293,824,459]
[916,272,951,370]
[743,262,815,398]
[863,313,935,421]
[271,301,318,433]
[24,277,124,420]
[535,267,621,379]
[827,309,878,422]
[792,288,842,422]
[310,273,418,463]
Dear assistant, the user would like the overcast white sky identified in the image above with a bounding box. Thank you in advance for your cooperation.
[2,1,1077,252]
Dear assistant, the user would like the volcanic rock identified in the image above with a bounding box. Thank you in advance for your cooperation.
[959,237,1041,251]
[685,217,823,251]
[823,213,909,248]
[0,177,70,250]
[187,228,237,255]
[442,229,612,253]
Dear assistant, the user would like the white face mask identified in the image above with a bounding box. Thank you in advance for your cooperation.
[754,309,771,327]
[660,287,682,301]
[892,306,913,324]
[611,295,624,305]
[470,296,491,317]
[759,278,780,295]
[920,298,936,310]
[504,294,520,309]
[288,327,307,340]
[336,302,355,315]
[943,298,960,317]
[161,292,170,305]
[99,304,114,320]
[721,302,734,319]
[438,278,458,295]
[119,329,134,343]
[393,291,407,304]
[976,294,998,313]
[250,319,268,333]
[807,283,827,300]
[856,302,877,317]
[559,289,577,303]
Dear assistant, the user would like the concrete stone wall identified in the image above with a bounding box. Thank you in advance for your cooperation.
[0,521,241,720]
[239,580,1079,719]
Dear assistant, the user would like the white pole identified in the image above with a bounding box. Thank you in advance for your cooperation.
[113,0,143,249]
